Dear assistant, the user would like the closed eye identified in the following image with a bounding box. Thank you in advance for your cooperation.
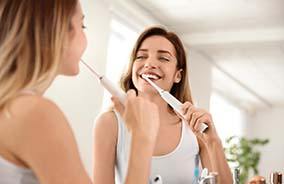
[159,57,170,62]
[135,55,147,61]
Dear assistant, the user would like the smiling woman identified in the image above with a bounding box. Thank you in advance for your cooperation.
[132,35,183,94]
[122,27,191,104]
[0,1,162,184]
[93,26,233,184]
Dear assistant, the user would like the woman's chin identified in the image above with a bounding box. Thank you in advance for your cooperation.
[60,67,80,76]
[138,86,158,94]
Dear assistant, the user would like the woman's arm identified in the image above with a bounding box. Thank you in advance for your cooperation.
[124,133,156,184]
[181,102,233,184]
[93,110,157,184]
[198,136,233,184]
[200,137,232,184]
[93,112,117,184]
[112,90,160,184]
[9,96,92,184]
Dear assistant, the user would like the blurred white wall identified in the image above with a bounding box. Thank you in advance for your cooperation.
[45,0,112,177]
[188,49,212,110]
[247,107,284,177]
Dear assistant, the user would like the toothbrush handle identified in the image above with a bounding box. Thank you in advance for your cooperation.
[160,91,208,132]
[100,76,127,105]
[160,91,183,115]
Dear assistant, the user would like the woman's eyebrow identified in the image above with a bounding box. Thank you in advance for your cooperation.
[137,49,148,52]
[157,50,173,57]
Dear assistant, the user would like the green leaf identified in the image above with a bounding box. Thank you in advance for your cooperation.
[224,136,269,182]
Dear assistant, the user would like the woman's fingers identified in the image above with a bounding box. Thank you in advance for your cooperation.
[193,113,208,132]
[118,89,160,142]
[113,89,137,116]
[181,102,218,143]
[180,101,192,114]
[184,105,209,132]
[189,111,202,131]
[184,105,195,122]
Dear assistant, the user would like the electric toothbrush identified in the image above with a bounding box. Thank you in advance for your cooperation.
[80,60,207,132]
[142,74,208,133]
[80,60,126,105]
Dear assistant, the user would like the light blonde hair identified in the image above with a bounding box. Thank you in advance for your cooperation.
[0,0,78,111]
[121,26,194,110]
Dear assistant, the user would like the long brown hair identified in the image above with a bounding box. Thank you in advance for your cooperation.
[0,0,78,111]
[120,26,193,107]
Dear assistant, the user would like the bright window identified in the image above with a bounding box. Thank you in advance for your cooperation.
[210,92,245,144]
[102,19,138,110]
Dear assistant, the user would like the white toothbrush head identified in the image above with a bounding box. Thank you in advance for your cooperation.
[142,74,208,133]
[141,74,163,93]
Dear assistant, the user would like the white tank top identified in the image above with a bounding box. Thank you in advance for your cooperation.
[0,156,39,184]
[114,111,201,184]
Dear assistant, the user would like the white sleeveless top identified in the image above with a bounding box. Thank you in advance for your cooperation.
[0,156,39,184]
[0,90,39,184]
[114,111,201,184]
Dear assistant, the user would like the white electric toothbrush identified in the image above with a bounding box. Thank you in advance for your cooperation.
[81,60,126,105]
[142,74,208,133]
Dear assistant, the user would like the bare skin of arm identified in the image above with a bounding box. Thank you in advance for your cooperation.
[181,102,233,184]
[3,95,92,184]
[93,112,117,184]
[93,90,160,184]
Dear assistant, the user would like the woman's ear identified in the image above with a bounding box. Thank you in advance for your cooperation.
[174,69,183,83]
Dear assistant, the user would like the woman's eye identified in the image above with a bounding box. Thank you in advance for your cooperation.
[159,57,170,62]
[135,56,146,60]
[82,25,87,29]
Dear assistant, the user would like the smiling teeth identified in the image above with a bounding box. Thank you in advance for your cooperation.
[142,74,159,80]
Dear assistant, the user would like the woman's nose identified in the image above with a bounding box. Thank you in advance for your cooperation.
[144,57,158,68]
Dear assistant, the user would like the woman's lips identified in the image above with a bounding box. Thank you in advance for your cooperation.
[139,72,162,81]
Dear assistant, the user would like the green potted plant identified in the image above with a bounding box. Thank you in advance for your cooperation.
[224,136,269,183]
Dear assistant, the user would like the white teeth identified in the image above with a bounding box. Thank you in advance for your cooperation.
[142,74,159,80]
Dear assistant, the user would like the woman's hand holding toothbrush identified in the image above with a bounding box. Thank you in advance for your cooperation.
[180,102,233,183]
[179,102,220,145]
[111,89,160,184]
[111,89,160,144]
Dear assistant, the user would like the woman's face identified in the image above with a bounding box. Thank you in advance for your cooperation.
[132,35,182,94]
[60,2,87,76]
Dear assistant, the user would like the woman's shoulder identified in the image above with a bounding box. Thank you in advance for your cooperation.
[95,109,121,128]
[10,95,64,121]
[94,110,118,141]
[6,95,70,137]
[1,95,74,157]
[96,110,117,123]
